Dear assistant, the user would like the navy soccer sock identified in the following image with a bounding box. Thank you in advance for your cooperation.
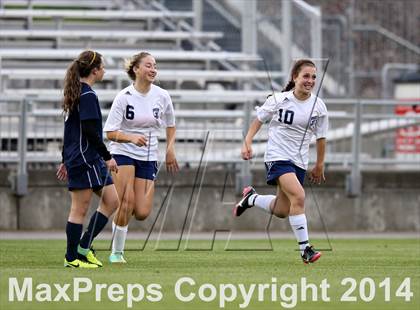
[79,211,108,250]
[65,222,83,262]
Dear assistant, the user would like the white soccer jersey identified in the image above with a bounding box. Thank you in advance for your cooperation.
[256,90,328,170]
[103,84,175,161]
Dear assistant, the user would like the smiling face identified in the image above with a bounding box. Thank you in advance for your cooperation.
[293,65,316,98]
[134,55,157,84]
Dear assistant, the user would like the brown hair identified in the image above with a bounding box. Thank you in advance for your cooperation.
[124,52,152,81]
[282,59,316,92]
[62,50,103,113]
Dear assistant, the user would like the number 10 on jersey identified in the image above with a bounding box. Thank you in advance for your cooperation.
[278,109,294,125]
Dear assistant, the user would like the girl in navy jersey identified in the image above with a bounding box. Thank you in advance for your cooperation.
[234,59,328,264]
[104,52,178,263]
[57,50,119,268]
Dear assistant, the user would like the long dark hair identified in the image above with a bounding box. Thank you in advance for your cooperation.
[63,50,103,113]
[282,59,316,92]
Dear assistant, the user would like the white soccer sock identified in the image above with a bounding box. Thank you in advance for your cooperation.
[289,214,309,255]
[250,194,275,214]
[112,222,128,254]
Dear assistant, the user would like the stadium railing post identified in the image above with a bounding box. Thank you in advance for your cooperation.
[236,98,253,195]
[15,97,28,197]
[346,98,362,197]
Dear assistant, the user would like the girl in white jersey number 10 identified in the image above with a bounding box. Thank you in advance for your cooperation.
[104,52,179,263]
[234,59,328,264]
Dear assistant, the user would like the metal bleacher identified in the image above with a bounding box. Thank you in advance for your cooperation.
[0,48,261,64]
[0,1,272,91]
[0,68,283,92]
[0,29,223,42]
[0,0,136,8]
[0,8,194,19]
[0,0,419,176]
[0,0,278,169]
[0,2,269,81]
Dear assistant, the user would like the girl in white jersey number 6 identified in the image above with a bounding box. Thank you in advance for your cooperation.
[104,52,179,263]
[234,59,328,264]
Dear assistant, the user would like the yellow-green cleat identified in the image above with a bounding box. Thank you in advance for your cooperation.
[109,252,127,264]
[64,258,98,268]
[78,246,103,267]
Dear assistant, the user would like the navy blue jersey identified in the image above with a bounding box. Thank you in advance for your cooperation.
[63,83,103,168]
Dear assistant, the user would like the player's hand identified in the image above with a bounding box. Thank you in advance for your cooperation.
[130,134,148,147]
[241,141,253,160]
[106,158,118,173]
[309,163,325,184]
[166,148,179,174]
[56,163,67,181]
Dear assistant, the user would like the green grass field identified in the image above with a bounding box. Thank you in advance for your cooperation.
[0,238,419,310]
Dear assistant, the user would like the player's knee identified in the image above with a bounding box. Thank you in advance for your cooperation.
[133,208,151,221]
[133,213,148,221]
[70,203,89,218]
[274,210,288,218]
[293,193,305,208]
[99,198,119,217]
[117,198,134,220]
[272,199,289,218]
[121,194,134,209]
[109,197,120,211]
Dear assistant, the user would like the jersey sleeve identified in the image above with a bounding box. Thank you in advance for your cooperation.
[103,95,125,132]
[162,91,175,127]
[79,93,100,121]
[315,100,328,139]
[81,120,112,161]
[255,95,279,123]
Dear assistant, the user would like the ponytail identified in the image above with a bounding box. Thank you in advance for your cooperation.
[63,61,81,113]
[62,50,102,113]
[282,80,295,92]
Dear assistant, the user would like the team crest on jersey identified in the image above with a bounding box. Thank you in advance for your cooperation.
[152,108,160,119]
[309,115,319,130]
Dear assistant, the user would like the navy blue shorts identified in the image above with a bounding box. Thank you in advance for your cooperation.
[265,160,306,186]
[113,154,158,180]
[67,159,113,191]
